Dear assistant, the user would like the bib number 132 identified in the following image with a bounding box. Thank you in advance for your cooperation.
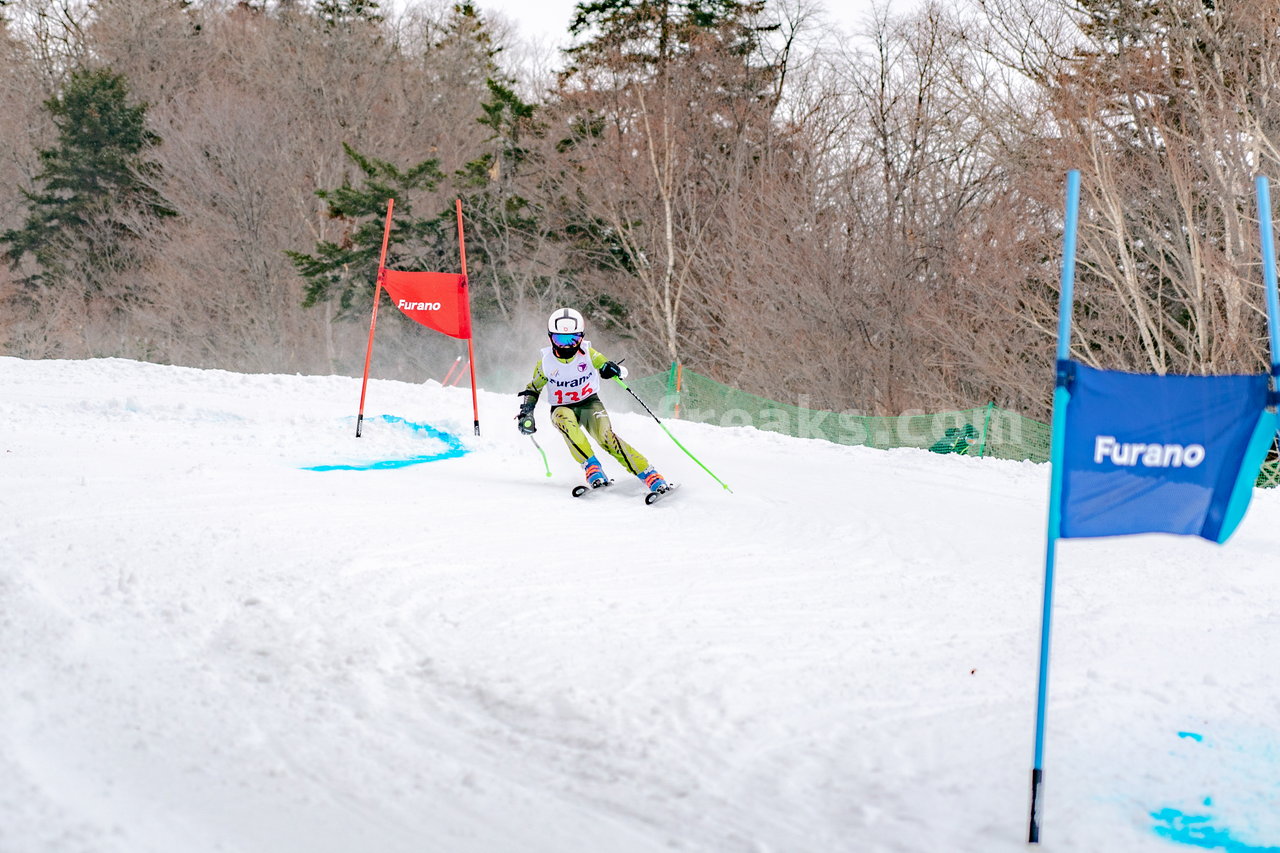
[553,385,593,404]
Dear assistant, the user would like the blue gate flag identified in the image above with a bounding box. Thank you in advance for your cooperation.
[1029,172,1280,846]
[1056,361,1278,542]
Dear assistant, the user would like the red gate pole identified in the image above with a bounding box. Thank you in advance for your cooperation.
[456,198,480,435]
[441,355,462,386]
[355,198,396,437]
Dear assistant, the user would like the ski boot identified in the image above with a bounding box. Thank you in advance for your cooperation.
[583,456,610,489]
[637,466,674,505]
[638,466,668,494]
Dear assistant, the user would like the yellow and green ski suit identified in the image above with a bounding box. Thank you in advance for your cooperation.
[521,341,651,477]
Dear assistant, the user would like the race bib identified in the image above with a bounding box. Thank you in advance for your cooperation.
[541,343,600,406]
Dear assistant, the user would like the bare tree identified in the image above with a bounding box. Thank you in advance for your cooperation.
[545,0,789,373]
[973,0,1280,391]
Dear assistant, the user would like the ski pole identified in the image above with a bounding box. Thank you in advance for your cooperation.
[529,434,552,477]
[612,377,732,493]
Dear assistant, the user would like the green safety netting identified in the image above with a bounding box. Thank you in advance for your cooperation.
[626,364,1280,487]
[1259,454,1280,488]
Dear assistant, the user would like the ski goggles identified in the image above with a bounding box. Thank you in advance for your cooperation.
[550,332,583,348]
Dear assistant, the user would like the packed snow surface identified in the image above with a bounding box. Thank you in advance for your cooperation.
[2,357,1279,853]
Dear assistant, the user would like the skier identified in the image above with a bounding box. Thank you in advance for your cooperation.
[516,307,670,495]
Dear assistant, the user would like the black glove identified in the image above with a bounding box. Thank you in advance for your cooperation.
[599,360,623,380]
[516,390,537,434]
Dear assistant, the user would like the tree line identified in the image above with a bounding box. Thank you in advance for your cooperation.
[1,0,1277,420]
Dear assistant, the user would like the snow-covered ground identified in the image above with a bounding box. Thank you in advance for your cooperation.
[2,356,1279,853]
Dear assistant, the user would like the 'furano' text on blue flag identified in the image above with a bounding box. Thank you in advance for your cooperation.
[1057,362,1277,542]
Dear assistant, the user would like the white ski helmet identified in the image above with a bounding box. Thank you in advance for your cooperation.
[547,307,586,358]
[547,307,585,336]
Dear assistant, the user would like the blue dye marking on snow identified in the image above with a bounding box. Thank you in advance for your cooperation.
[1151,808,1280,851]
[303,415,468,471]
[1179,731,1205,742]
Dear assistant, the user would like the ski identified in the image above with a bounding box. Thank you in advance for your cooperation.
[644,483,678,505]
[571,479,614,498]
[571,480,677,504]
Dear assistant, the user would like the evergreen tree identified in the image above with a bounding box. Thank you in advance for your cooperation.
[2,67,173,292]
[565,0,775,85]
[288,143,447,314]
[434,2,495,87]
[548,0,783,363]
[293,6,561,328]
[444,2,558,321]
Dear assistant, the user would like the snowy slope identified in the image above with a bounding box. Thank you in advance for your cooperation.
[2,356,1279,853]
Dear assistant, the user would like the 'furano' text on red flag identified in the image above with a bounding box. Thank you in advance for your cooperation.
[380,270,471,339]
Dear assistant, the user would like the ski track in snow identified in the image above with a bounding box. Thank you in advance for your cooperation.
[2,356,1280,853]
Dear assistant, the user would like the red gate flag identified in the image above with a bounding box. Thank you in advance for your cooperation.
[355,197,480,438]
[380,270,471,339]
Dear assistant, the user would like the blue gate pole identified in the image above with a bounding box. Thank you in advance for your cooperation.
[1256,176,1280,369]
[1029,169,1080,844]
